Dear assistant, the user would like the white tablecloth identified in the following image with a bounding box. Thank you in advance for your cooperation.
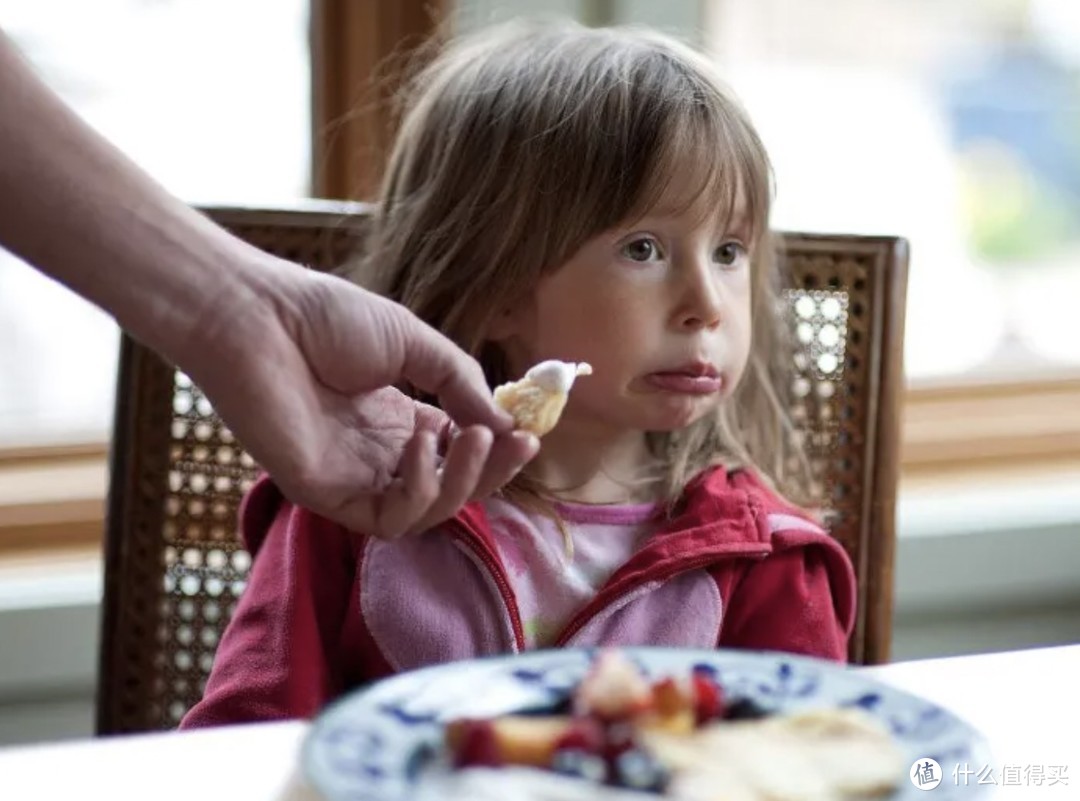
[1,645,1076,800]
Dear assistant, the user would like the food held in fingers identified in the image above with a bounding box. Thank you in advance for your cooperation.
[493,360,592,436]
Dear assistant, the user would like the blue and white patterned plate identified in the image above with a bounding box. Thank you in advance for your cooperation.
[302,648,993,800]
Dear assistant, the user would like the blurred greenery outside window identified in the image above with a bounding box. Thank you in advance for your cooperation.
[704,0,1080,379]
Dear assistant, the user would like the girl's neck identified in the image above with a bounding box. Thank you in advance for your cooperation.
[522,420,662,506]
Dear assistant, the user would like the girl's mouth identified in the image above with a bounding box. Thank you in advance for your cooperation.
[644,372,723,395]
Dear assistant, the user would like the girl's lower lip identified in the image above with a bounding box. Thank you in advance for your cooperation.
[644,373,723,394]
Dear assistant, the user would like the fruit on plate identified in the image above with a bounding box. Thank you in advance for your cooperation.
[445,650,728,791]
[444,649,907,799]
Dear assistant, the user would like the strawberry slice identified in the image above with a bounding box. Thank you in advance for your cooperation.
[553,717,605,755]
[446,719,502,767]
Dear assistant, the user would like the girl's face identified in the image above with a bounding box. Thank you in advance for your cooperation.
[492,190,755,436]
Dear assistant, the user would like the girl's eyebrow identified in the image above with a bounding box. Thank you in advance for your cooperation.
[725,215,752,240]
[717,201,753,239]
[615,204,754,238]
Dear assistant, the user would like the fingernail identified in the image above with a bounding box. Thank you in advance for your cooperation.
[511,430,540,452]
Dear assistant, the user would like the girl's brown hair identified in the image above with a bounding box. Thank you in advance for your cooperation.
[352,19,814,512]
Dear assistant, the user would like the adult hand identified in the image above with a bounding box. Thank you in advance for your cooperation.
[0,30,538,536]
[186,257,539,538]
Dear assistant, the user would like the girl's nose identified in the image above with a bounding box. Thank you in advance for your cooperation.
[676,258,723,331]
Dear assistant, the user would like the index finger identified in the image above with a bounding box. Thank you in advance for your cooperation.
[398,312,515,433]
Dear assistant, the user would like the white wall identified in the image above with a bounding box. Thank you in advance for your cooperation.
[0,572,99,746]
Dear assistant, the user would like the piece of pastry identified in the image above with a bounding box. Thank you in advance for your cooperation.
[642,707,905,800]
[493,360,593,436]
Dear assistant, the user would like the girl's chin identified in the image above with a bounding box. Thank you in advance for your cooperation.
[563,396,720,435]
[639,401,720,432]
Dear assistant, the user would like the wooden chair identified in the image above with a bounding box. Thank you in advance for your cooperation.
[96,202,908,735]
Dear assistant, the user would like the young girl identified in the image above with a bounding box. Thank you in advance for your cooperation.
[182,19,855,729]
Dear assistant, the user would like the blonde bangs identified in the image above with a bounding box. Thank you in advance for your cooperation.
[623,77,772,251]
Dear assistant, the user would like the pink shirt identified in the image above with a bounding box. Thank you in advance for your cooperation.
[482,497,659,647]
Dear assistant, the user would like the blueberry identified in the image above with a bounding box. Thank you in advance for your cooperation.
[613,748,669,793]
[515,694,574,717]
[724,697,771,720]
[551,748,607,783]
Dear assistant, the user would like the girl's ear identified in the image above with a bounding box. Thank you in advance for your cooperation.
[487,294,533,342]
[486,305,520,342]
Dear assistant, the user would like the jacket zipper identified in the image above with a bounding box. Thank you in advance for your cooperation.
[553,548,768,647]
[447,522,526,652]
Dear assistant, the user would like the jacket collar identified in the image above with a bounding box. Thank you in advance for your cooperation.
[451,465,777,585]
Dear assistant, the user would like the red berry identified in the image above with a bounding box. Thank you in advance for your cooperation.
[691,674,725,725]
[553,718,605,755]
[450,719,503,768]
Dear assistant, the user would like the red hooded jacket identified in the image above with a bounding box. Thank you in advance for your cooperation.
[181,466,855,729]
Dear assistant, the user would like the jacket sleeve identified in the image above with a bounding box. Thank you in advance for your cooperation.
[717,536,856,663]
[180,477,357,728]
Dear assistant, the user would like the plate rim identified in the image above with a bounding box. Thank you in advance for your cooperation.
[301,646,994,799]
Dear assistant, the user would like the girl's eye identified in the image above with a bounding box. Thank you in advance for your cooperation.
[714,241,746,267]
[621,237,662,263]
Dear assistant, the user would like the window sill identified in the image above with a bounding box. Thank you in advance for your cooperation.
[901,372,1080,478]
[0,444,107,556]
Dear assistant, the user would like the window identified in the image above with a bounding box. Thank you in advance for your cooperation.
[0,0,311,449]
[704,0,1080,382]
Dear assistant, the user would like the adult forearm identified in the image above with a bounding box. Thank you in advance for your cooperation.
[0,29,270,365]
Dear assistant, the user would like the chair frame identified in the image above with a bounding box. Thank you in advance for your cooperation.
[97,203,907,735]
[780,232,908,666]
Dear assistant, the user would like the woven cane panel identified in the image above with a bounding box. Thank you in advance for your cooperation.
[153,372,258,726]
[147,219,366,728]
[100,212,369,734]
[782,251,876,565]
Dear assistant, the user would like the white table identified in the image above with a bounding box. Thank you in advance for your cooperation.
[863,645,1077,798]
[1,645,1076,800]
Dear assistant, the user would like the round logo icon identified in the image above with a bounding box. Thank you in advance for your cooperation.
[910,758,943,790]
